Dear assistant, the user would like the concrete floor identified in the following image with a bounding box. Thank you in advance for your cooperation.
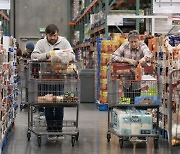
[3,103,180,154]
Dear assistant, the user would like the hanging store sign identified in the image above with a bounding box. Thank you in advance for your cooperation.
[172,18,180,25]
[153,0,180,13]
[0,0,10,10]
[155,0,180,2]
[107,14,123,26]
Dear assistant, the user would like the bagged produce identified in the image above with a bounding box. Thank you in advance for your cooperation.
[50,49,75,70]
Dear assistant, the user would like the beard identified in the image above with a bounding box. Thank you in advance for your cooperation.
[47,38,57,45]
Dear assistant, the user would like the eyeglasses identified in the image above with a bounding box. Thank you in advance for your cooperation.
[128,30,140,40]
[128,30,139,36]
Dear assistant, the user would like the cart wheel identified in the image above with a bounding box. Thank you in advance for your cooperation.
[33,107,36,113]
[107,133,111,142]
[71,136,76,147]
[119,138,123,148]
[76,131,79,141]
[37,135,41,147]
[20,104,23,111]
[154,138,158,148]
[11,121,15,128]
[27,132,31,141]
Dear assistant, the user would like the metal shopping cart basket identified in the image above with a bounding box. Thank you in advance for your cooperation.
[107,62,161,148]
[168,69,180,148]
[27,60,79,146]
[19,58,30,110]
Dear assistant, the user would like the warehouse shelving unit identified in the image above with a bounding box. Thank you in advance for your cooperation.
[0,34,19,152]
[0,10,10,35]
[70,0,153,108]
[69,0,156,109]
[147,26,180,146]
[70,0,153,69]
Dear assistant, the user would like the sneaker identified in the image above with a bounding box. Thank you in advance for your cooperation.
[39,115,45,120]
[34,112,45,120]
[47,135,57,141]
[56,135,65,140]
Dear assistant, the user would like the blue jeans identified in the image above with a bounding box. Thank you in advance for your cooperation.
[38,83,64,132]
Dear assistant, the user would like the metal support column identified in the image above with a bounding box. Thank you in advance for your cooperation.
[150,0,153,34]
[67,0,71,41]
[105,0,109,38]
[79,19,84,43]
[136,0,140,32]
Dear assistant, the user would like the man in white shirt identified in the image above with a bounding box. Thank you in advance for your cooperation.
[31,24,75,140]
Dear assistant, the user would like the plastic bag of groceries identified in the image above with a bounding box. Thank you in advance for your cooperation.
[50,49,75,70]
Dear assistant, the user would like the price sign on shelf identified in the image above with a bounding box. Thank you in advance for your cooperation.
[107,15,123,26]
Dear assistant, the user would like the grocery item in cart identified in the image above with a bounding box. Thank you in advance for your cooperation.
[111,108,152,135]
[134,75,158,105]
[37,93,78,103]
[50,49,75,70]
[172,122,180,146]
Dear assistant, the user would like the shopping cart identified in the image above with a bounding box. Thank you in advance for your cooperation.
[27,61,79,146]
[107,62,161,148]
[19,58,29,111]
[168,69,180,148]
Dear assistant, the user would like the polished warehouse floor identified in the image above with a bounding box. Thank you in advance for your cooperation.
[3,103,180,154]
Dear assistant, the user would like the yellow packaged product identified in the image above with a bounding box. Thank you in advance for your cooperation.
[101,53,108,65]
[100,66,107,78]
[101,79,107,90]
[111,40,120,52]
[102,91,108,103]
[101,40,112,53]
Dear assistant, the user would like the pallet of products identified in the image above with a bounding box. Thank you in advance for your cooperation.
[148,34,180,145]
[95,34,126,110]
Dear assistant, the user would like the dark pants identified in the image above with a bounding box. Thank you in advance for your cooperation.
[38,83,64,132]
[45,107,64,132]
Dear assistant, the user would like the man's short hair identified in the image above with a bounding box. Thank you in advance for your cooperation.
[128,30,140,40]
[45,24,59,35]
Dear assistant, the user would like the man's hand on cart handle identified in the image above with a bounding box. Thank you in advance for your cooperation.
[138,57,146,65]
[46,52,51,59]
[126,58,138,66]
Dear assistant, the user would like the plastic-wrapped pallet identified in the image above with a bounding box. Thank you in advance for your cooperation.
[111,108,152,135]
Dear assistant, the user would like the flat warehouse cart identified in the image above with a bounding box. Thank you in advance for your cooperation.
[168,69,180,148]
[107,62,161,148]
[19,58,29,111]
[27,61,79,146]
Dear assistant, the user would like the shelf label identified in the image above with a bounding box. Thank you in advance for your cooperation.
[107,15,123,26]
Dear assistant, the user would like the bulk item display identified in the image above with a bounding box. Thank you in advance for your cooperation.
[148,34,180,146]
[95,34,126,110]
[0,35,19,150]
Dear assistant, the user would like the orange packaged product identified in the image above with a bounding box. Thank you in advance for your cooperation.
[100,66,107,78]
[101,79,107,90]
[102,91,108,103]
[111,40,120,52]
[101,53,108,65]
[136,63,142,81]
[101,40,112,53]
